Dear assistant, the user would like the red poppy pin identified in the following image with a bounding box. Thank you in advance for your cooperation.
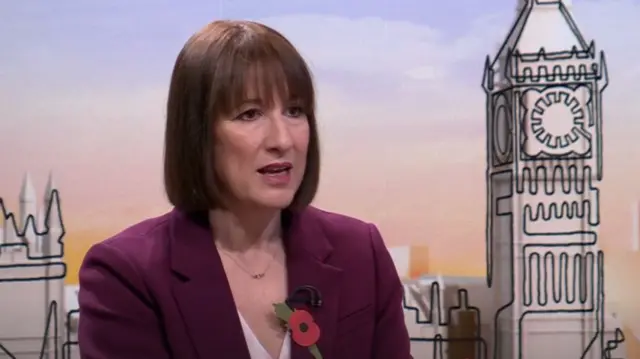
[273,302,323,359]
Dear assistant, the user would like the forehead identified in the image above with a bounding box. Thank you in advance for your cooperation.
[221,59,311,112]
[205,29,315,115]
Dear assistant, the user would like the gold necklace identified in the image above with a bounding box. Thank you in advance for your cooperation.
[218,247,278,280]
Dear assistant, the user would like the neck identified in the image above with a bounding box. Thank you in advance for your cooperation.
[209,207,282,252]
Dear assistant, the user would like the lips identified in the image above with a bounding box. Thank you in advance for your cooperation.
[257,162,293,174]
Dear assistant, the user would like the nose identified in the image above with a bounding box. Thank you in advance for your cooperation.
[265,112,294,153]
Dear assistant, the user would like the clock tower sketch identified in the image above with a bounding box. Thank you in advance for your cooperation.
[481,0,620,358]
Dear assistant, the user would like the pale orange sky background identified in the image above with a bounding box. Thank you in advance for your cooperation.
[5,136,639,282]
[2,0,640,342]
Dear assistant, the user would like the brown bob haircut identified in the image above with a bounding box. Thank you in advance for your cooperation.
[163,20,320,212]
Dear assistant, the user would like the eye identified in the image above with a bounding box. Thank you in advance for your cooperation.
[285,106,305,118]
[236,108,262,121]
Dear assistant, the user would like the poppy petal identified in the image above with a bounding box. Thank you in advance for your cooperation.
[292,322,321,347]
[289,309,314,328]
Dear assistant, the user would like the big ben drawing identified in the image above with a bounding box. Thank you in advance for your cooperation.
[482,0,613,358]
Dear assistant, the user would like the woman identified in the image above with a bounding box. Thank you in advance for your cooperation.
[77,20,411,359]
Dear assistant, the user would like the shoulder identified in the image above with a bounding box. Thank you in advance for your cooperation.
[101,211,173,252]
[79,211,174,284]
[301,206,389,262]
[76,213,180,357]
[305,206,373,238]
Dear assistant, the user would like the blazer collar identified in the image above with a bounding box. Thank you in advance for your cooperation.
[168,207,343,359]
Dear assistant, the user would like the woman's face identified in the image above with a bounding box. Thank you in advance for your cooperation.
[213,91,310,211]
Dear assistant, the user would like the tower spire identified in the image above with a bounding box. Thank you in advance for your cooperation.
[18,172,37,252]
[44,171,56,202]
[19,172,36,203]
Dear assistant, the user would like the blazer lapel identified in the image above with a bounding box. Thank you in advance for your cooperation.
[168,209,251,359]
[284,209,343,359]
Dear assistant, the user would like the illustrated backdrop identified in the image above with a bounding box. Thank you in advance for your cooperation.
[1,0,639,357]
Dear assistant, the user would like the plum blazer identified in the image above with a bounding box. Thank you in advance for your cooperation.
[77,206,411,359]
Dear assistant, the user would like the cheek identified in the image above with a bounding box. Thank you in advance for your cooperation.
[292,125,310,181]
[217,153,239,177]
[292,123,310,153]
[213,148,235,185]
[214,138,255,183]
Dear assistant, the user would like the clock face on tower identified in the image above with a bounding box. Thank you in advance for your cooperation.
[521,86,593,159]
[492,93,513,165]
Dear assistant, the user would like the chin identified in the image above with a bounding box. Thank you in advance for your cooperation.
[252,191,296,210]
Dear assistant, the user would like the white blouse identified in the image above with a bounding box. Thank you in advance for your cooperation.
[238,311,291,359]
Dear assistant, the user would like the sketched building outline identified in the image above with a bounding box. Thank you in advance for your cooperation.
[0,173,79,359]
[402,277,488,359]
[482,0,624,358]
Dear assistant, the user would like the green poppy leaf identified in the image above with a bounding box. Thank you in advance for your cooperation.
[272,302,293,321]
[309,344,323,359]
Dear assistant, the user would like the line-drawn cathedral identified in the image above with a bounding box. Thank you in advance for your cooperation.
[0,173,79,359]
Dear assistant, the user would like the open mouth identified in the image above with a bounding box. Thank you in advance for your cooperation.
[257,163,293,175]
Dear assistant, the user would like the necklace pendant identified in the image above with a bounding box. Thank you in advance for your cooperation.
[252,273,265,279]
